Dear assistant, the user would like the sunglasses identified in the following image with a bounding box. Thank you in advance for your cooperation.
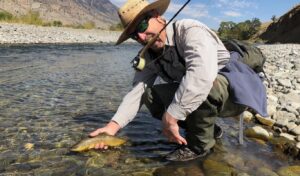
[130,16,151,40]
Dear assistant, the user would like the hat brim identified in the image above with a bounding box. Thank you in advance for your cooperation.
[116,0,170,45]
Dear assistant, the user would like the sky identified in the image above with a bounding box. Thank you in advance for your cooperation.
[110,0,300,30]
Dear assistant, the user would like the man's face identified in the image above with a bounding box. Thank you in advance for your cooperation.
[131,15,166,52]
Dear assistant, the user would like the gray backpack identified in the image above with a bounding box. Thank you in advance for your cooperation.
[223,39,266,73]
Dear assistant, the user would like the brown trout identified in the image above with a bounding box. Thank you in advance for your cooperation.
[71,133,126,152]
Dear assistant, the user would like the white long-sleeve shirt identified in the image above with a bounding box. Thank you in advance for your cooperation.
[112,19,230,128]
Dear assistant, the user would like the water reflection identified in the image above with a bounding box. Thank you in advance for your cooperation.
[0,44,299,175]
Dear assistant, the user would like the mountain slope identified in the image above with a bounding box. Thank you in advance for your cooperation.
[0,0,120,29]
[259,4,300,43]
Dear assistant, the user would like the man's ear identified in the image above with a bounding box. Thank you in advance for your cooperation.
[156,16,166,24]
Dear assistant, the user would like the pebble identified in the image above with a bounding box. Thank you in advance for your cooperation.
[245,126,270,141]
[290,126,300,135]
[296,135,300,142]
[255,114,276,127]
[279,133,296,141]
[296,142,300,149]
[243,111,254,122]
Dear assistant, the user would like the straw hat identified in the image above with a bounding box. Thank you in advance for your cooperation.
[116,0,170,45]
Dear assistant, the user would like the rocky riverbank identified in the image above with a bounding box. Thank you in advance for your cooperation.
[245,44,300,158]
[0,22,127,44]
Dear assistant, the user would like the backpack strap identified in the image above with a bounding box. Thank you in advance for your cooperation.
[172,22,186,67]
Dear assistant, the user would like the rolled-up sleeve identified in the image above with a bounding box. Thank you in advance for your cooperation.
[112,64,156,128]
[167,26,219,121]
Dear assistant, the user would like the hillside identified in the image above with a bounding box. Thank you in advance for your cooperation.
[259,4,300,43]
[0,0,120,29]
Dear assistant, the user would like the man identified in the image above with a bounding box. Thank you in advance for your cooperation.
[89,0,267,161]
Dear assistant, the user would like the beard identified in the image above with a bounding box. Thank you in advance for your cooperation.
[146,34,164,52]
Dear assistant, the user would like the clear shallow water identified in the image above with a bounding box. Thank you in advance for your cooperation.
[0,44,299,175]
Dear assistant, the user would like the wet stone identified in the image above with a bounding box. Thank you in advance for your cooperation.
[222,153,245,169]
[5,162,39,172]
[296,142,300,149]
[237,173,251,176]
[0,150,18,171]
[279,133,296,141]
[277,165,300,176]
[257,167,279,176]
[296,135,300,142]
[153,163,205,176]
[255,114,276,127]
[245,126,270,141]
[243,111,254,122]
[203,159,236,176]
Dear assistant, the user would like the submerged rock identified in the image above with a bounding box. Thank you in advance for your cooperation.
[255,114,276,127]
[279,133,296,141]
[277,165,300,176]
[243,111,254,122]
[153,164,204,176]
[257,167,279,176]
[245,126,271,141]
[203,159,237,176]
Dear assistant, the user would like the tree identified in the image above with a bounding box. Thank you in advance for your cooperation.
[218,18,261,40]
[218,21,236,39]
[271,15,277,22]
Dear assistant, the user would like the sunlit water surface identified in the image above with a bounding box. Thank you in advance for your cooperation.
[0,44,299,176]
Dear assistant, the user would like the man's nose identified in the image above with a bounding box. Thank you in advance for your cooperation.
[137,32,147,41]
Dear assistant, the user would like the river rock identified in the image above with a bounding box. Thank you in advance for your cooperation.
[286,122,298,132]
[267,94,278,105]
[290,126,300,135]
[237,173,250,176]
[267,105,277,117]
[296,135,300,142]
[279,92,300,109]
[255,114,276,127]
[279,133,296,141]
[257,167,279,176]
[153,164,205,176]
[274,111,297,125]
[277,79,292,88]
[245,126,270,141]
[277,165,300,176]
[243,111,254,122]
[296,142,300,149]
[203,159,236,176]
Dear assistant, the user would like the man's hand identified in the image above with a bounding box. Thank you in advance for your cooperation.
[162,112,187,145]
[89,121,121,149]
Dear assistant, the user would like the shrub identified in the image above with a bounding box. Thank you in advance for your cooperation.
[52,20,62,27]
[82,21,95,29]
[109,23,123,31]
[218,18,261,40]
[0,11,13,21]
[19,11,43,25]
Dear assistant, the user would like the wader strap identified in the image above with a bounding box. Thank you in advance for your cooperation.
[239,112,244,145]
[172,22,185,66]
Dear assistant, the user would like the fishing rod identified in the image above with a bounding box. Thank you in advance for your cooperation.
[132,0,191,71]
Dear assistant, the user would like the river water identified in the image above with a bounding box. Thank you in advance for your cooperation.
[0,44,299,176]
